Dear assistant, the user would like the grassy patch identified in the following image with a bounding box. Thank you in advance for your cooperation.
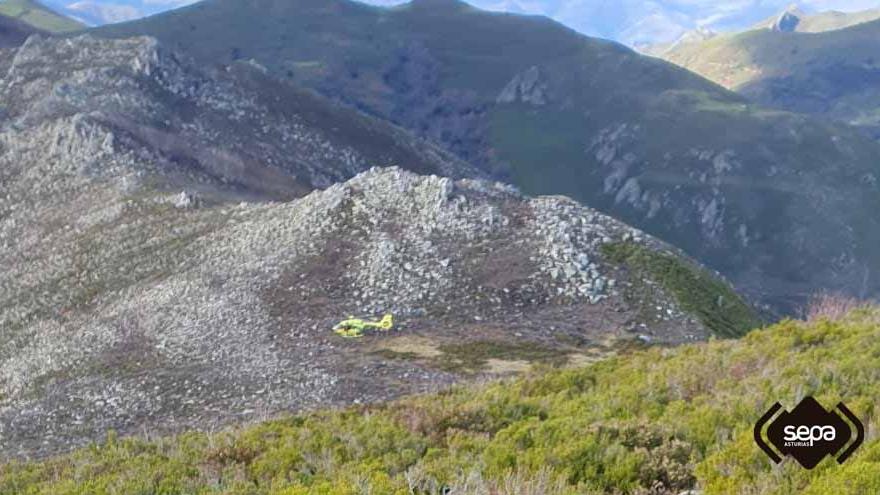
[602,242,762,338]
[374,338,571,374]
[435,340,570,373]
[372,348,422,362]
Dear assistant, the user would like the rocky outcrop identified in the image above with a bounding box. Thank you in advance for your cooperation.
[0,163,740,457]
[497,66,548,105]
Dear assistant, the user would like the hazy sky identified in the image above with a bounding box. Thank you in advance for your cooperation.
[41,0,880,45]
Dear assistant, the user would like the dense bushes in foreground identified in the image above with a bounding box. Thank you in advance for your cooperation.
[3,309,880,494]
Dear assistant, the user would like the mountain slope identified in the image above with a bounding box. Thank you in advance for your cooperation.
[0,8,40,47]
[2,306,877,493]
[95,0,880,313]
[0,0,83,33]
[1,33,476,199]
[0,34,755,457]
[659,12,880,139]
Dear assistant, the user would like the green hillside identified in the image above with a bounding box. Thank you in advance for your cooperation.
[2,307,878,493]
[0,0,83,33]
[660,15,880,138]
[95,0,880,314]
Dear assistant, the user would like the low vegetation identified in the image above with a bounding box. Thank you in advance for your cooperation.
[2,307,879,494]
[602,242,763,338]
[434,340,571,373]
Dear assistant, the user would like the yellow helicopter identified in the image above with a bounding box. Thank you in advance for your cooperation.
[333,314,394,338]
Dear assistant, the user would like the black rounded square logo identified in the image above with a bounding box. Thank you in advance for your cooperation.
[755,396,864,469]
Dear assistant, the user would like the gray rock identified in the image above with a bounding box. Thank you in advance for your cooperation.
[497,66,548,105]
[771,11,800,32]
[172,191,199,209]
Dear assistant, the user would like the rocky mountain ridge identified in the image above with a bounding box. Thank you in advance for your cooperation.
[0,34,477,201]
[0,34,757,457]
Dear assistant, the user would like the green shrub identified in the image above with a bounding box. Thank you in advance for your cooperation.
[601,242,763,338]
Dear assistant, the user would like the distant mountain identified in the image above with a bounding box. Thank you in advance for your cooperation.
[750,5,880,33]
[50,2,140,26]
[95,0,880,313]
[658,8,880,139]
[638,26,718,58]
[643,6,880,57]
[0,0,84,33]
